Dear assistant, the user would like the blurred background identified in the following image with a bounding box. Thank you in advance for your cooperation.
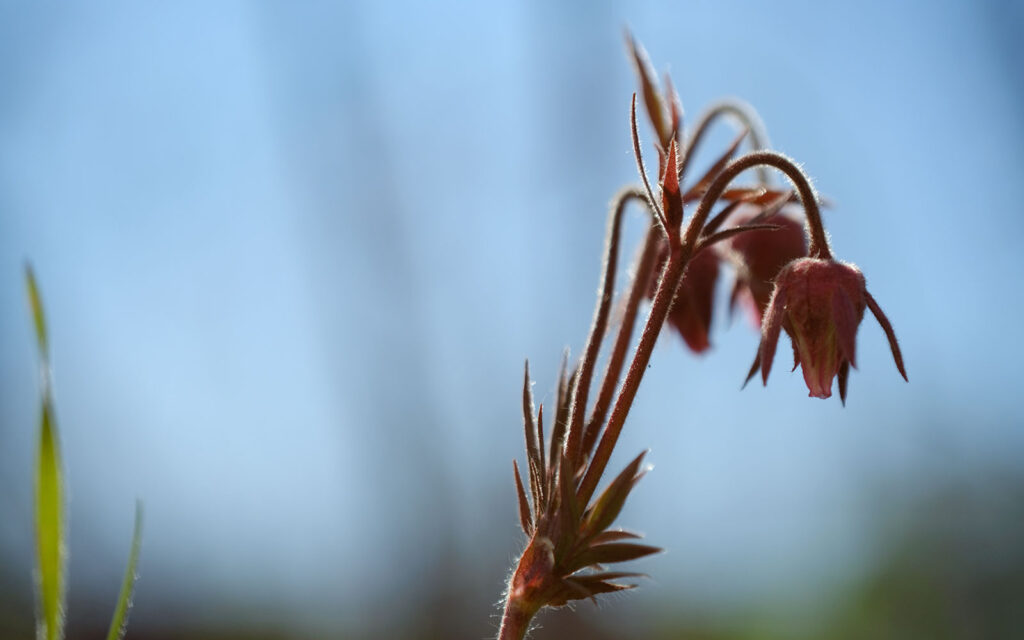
[2,1,1023,638]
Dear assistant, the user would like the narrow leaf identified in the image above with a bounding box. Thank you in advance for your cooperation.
[582,451,646,537]
[701,201,744,237]
[570,543,662,572]
[551,572,644,606]
[588,530,642,545]
[106,503,143,640]
[30,270,65,640]
[35,400,65,640]
[567,578,630,603]
[521,361,545,511]
[527,456,543,523]
[631,94,668,232]
[661,138,683,230]
[549,578,598,606]
[625,32,669,145]
[682,129,748,201]
[25,264,49,359]
[558,453,580,523]
[535,405,546,510]
[535,405,546,476]
[568,570,646,582]
[513,460,533,535]
[664,73,682,146]
[549,362,576,473]
[695,223,782,255]
[521,361,540,471]
[720,187,795,206]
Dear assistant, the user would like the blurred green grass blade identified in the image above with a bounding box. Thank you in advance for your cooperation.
[106,503,143,640]
[25,264,49,359]
[28,266,65,640]
[35,400,65,640]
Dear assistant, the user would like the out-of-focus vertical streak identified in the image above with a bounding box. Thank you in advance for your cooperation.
[250,3,456,633]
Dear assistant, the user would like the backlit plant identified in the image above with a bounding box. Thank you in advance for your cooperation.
[496,34,907,639]
[25,266,143,640]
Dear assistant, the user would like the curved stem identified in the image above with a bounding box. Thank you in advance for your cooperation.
[682,151,831,260]
[579,151,833,506]
[680,99,772,185]
[564,187,647,466]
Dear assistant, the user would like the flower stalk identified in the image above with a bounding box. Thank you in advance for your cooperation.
[496,33,907,638]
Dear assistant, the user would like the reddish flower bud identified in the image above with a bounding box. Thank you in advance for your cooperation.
[647,242,720,353]
[726,204,807,324]
[757,257,907,402]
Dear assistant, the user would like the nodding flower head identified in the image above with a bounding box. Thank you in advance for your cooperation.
[756,257,907,403]
[726,204,807,325]
[647,241,720,353]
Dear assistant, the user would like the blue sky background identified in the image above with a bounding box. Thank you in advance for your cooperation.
[1,1,1022,637]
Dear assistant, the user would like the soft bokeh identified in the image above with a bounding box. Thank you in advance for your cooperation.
[1,2,1022,638]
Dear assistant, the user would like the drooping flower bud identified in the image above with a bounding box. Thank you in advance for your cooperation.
[757,257,906,402]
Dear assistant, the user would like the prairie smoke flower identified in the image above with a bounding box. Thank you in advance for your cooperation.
[499,32,910,639]
[727,204,807,324]
[758,257,907,402]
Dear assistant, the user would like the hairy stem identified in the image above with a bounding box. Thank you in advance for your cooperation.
[680,99,772,186]
[498,599,532,640]
[578,238,688,505]
[681,151,831,260]
[564,187,646,466]
[582,224,659,459]
[579,150,832,505]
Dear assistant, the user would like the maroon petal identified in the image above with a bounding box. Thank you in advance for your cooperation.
[760,282,788,385]
[832,286,860,369]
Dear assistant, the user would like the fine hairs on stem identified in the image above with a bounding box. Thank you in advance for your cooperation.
[495,33,906,640]
[680,99,773,185]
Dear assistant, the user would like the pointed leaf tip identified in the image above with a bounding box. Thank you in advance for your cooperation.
[837,360,850,406]
[522,360,541,472]
[25,264,49,359]
[865,291,908,382]
[582,451,647,537]
[626,33,669,145]
[513,460,533,535]
[106,503,143,640]
[569,543,662,572]
[661,139,682,230]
